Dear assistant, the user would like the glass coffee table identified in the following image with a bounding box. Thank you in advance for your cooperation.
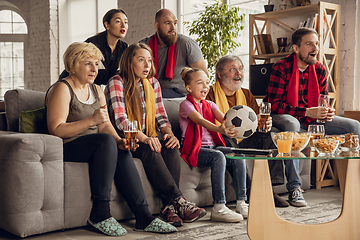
[226,148,360,240]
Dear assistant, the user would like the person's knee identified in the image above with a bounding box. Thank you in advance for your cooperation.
[273,114,300,132]
[97,133,117,149]
[211,150,227,166]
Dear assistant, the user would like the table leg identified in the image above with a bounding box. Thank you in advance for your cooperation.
[247,158,360,240]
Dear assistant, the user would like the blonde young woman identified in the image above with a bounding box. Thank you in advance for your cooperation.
[105,43,206,227]
[46,42,176,237]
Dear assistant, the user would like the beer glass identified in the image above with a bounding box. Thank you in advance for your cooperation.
[308,124,325,150]
[258,102,271,133]
[316,94,330,123]
[124,120,138,151]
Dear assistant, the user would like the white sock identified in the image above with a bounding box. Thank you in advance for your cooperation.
[213,203,226,211]
[237,200,246,205]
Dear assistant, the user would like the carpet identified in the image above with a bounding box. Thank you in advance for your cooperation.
[140,199,342,240]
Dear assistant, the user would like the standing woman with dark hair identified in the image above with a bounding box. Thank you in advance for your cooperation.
[59,8,129,85]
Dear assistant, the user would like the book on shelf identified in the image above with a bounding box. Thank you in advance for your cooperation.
[254,34,274,54]
[254,35,263,54]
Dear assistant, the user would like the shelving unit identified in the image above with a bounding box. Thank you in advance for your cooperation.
[249,1,341,114]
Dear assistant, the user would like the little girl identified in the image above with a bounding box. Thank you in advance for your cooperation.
[179,67,248,222]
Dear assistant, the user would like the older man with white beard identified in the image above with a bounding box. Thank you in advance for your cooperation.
[206,55,307,208]
[140,9,208,98]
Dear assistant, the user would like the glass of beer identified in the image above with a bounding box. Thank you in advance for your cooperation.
[316,94,330,123]
[124,120,138,151]
[258,102,271,133]
[308,124,325,150]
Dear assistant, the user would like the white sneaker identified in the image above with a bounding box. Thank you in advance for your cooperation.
[236,200,248,218]
[210,206,243,223]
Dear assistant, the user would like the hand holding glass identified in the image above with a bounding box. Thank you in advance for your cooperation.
[124,121,138,151]
[317,94,330,123]
[258,102,271,133]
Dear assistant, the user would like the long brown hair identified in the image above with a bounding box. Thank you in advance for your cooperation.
[119,43,156,124]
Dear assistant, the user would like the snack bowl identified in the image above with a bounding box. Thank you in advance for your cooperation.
[341,134,359,151]
[325,135,345,145]
[271,132,311,152]
[313,138,339,155]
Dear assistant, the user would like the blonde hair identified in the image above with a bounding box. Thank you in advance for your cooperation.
[180,67,204,86]
[63,42,104,74]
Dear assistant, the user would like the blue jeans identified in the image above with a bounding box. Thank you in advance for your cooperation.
[283,159,301,191]
[197,146,247,204]
[272,114,360,135]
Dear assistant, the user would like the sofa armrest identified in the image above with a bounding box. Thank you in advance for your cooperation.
[0,131,64,237]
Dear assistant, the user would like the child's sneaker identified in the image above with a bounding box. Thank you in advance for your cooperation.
[210,205,243,223]
[236,200,248,218]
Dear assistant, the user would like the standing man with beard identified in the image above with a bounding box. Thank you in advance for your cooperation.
[207,55,307,208]
[140,9,208,98]
[264,27,360,135]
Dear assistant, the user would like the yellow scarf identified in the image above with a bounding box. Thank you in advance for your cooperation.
[126,78,157,137]
[213,80,247,143]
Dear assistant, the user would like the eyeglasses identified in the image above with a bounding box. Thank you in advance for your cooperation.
[223,67,244,74]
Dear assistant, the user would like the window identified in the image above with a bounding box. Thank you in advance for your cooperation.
[0,10,27,100]
[180,0,266,88]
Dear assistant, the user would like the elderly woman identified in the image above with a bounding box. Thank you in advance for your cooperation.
[59,8,129,85]
[46,42,176,237]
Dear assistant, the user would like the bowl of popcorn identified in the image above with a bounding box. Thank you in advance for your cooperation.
[271,132,311,152]
[313,138,339,155]
[340,133,359,151]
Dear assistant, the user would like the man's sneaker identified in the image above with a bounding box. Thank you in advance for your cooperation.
[210,206,243,223]
[174,197,207,223]
[288,188,307,207]
[160,204,183,227]
[235,200,248,218]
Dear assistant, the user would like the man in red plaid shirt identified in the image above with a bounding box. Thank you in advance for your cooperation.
[264,28,360,136]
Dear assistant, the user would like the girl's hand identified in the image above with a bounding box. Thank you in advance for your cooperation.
[117,138,139,151]
[219,119,238,138]
[91,105,109,125]
[144,137,162,153]
[163,134,180,149]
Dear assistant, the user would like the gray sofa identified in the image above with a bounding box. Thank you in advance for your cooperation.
[0,89,310,237]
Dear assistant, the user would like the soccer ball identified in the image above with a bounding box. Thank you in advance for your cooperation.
[224,105,258,139]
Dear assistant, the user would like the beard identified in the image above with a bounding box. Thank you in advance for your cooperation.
[221,74,243,93]
[158,28,178,46]
[299,51,317,65]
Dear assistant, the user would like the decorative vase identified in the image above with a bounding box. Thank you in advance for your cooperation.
[264,4,274,12]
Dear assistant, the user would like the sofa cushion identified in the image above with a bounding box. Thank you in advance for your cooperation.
[19,107,48,133]
[4,89,46,132]
[162,98,185,140]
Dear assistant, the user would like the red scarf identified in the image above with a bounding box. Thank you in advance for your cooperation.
[286,54,320,125]
[149,33,177,80]
[181,94,225,168]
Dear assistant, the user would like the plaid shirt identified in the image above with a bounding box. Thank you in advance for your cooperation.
[105,75,171,134]
[263,52,328,125]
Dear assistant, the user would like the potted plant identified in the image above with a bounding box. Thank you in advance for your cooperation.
[184,0,245,82]
[264,0,275,12]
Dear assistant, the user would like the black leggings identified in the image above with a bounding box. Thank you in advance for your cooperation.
[131,139,183,205]
[63,133,150,218]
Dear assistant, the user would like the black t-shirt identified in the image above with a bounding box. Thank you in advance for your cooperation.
[59,31,128,85]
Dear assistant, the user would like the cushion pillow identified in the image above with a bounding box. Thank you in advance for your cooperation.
[19,107,48,133]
